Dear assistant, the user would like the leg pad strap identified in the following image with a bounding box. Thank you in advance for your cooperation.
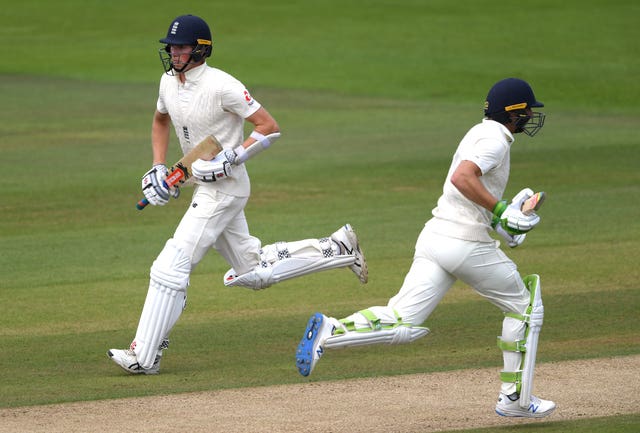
[324,308,430,349]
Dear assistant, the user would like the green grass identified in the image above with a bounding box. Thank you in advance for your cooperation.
[1,1,639,431]
[3,0,639,111]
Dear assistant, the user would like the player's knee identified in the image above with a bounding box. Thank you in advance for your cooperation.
[150,239,191,290]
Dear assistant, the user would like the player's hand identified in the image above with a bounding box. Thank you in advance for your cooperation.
[191,152,233,182]
[492,195,540,235]
[496,204,540,234]
[495,224,526,248]
[141,164,180,206]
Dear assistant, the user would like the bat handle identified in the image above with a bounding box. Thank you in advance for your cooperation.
[135,178,178,211]
[136,198,149,210]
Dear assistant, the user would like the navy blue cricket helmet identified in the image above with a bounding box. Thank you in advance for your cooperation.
[159,15,213,73]
[484,78,545,136]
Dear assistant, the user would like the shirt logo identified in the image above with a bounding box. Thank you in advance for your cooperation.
[243,90,255,105]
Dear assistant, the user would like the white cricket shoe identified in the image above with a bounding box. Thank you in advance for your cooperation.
[495,392,556,418]
[296,313,336,376]
[331,224,368,283]
[107,348,161,375]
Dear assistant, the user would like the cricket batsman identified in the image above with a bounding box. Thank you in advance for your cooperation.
[295,78,556,418]
[108,14,367,375]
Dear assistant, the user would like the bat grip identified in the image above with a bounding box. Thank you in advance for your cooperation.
[136,198,150,210]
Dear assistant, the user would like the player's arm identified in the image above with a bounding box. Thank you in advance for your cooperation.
[449,160,534,247]
[245,106,280,141]
[227,106,281,165]
[141,110,179,206]
[450,160,499,211]
[151,110,171,165]
[191,106,282,181]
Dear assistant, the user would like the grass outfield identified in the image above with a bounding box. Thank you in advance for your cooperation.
[1,1,639,431]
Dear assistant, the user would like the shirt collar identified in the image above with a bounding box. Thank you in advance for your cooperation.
[178,62,207,83]
[483,118,514,144]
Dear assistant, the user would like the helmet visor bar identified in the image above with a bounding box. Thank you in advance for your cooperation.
[158,43,212,75]
[522,112,545,136]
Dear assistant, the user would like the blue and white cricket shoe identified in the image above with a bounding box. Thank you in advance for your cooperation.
[495,392,556,418]
[296,312,335,376]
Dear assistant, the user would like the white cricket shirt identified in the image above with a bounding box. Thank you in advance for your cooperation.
[427,119,514,242]
[157,62,262,197]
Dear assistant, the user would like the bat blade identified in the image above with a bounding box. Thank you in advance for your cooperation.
[136,136,224,210]
[521,191,546,215]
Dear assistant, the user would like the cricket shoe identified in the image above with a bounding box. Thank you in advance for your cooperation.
[495,392,556,418]
[296,313,336,376]
[331,224,368,284]
[107,348,162,375]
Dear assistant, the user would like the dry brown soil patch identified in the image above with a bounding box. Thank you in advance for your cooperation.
[1,355,637,432]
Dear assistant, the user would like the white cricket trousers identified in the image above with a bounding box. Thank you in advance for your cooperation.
[385,225,531,395]
[388,226,530,325]
[172,185,261,275]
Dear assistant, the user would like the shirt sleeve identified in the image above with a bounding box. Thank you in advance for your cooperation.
[220,80,262,119]
[156,75,168,114]
[465,137,508,175]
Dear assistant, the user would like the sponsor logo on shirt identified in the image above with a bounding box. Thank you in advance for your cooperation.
[243,90,255,106]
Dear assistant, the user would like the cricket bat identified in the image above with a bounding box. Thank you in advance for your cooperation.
[521,191,546,215]
[136,135,224,210]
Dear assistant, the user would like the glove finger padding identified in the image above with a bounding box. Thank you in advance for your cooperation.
[500,205,540,234]
[191,153,233,182]
[141,164,179,206]
[168,183,180,199]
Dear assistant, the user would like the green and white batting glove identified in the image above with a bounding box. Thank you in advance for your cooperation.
[492,197,540,235]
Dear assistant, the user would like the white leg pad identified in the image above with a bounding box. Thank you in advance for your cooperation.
[324,325,429,349]
[498,316,526,396]
[224,237,354,290]
[520,274,544,409]
[497,274,544,408]
[323,307,430,349]
[134,239,190,369]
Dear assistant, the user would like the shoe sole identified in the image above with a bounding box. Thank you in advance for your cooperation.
[495,407,556,418]
[343,224,368,284]
[107,350,160,375]
[296,313,324,377]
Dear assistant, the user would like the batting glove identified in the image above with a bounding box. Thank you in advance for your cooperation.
[141,164,180,206]
[492,197,540,235]
[495,224,526,248]
[191,152,234,182]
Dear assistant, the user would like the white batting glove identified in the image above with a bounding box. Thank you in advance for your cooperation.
[141,164,180,206]
[492,191,540,236]
[495,224,526,248]
[500,204,540,234]
[191,152,233,182]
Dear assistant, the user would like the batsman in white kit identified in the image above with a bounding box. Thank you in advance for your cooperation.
[296,78,556,418]
[108,14,367,375]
